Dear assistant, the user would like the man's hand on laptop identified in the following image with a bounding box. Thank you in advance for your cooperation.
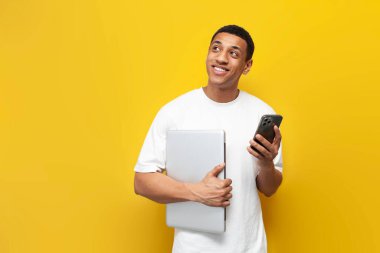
[184,163,232,207]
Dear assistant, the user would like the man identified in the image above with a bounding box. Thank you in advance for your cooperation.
[134,24,283,253]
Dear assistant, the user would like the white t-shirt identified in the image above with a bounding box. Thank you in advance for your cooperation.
[135,87,283,253]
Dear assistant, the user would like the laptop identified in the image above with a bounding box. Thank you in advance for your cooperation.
[165,129,226,233]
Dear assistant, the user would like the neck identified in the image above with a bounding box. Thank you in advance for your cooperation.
[202,85,240,103]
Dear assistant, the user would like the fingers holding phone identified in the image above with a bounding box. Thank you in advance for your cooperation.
[247,115,282,160]
[272,125,282,151]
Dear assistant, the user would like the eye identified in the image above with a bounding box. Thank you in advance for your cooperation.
[231,51,238,57]
[212,46,220,51]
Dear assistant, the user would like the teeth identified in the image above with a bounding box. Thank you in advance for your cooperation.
[214,66,227,72]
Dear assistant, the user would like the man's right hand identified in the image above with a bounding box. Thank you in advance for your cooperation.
[185,163,232,207]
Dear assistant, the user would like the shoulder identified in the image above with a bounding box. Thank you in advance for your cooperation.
[157,88,201,116]
[150,88,201,126]
[240,90,278,114]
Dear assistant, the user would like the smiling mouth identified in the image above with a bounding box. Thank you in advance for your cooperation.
[212,65,229,73]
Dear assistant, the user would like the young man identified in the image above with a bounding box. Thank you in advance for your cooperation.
[134,25,283,253]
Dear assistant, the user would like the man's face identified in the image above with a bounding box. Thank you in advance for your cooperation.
[206,32,252,89]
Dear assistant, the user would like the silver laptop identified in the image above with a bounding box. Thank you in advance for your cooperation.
[165,130,226,233]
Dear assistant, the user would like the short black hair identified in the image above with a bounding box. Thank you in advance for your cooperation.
[210,25,254,61]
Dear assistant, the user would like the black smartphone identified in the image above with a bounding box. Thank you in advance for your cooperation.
[251,114,283,155]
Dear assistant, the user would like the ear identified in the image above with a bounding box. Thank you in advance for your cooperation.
[243,59,253,75]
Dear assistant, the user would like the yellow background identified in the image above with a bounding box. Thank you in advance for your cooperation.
[1,0,379,252]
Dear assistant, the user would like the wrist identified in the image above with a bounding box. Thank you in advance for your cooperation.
[257,160,275,173]
[183,182,199,202]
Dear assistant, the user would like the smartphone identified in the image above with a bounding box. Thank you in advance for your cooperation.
[251,114,283,155]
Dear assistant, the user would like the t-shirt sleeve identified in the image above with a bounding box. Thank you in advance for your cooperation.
[273,141,283,173]
[263,104,283,173]
[134,109,168,173]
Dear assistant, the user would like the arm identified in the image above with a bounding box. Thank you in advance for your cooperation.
[247,125,283,197]
[255,162,283,197]
[134,163,233,207]
[134,171,194,204]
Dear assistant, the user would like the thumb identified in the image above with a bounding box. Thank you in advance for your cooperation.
[208,163,225,177]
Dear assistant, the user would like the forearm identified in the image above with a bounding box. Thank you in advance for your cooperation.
[255,163,283,197]
[134,172,195,204]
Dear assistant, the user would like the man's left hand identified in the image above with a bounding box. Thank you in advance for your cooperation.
[247,125,282,168]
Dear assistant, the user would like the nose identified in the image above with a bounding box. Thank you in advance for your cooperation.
[216,51,228,64]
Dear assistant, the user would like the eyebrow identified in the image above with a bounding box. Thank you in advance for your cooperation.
[213,40,242,51]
